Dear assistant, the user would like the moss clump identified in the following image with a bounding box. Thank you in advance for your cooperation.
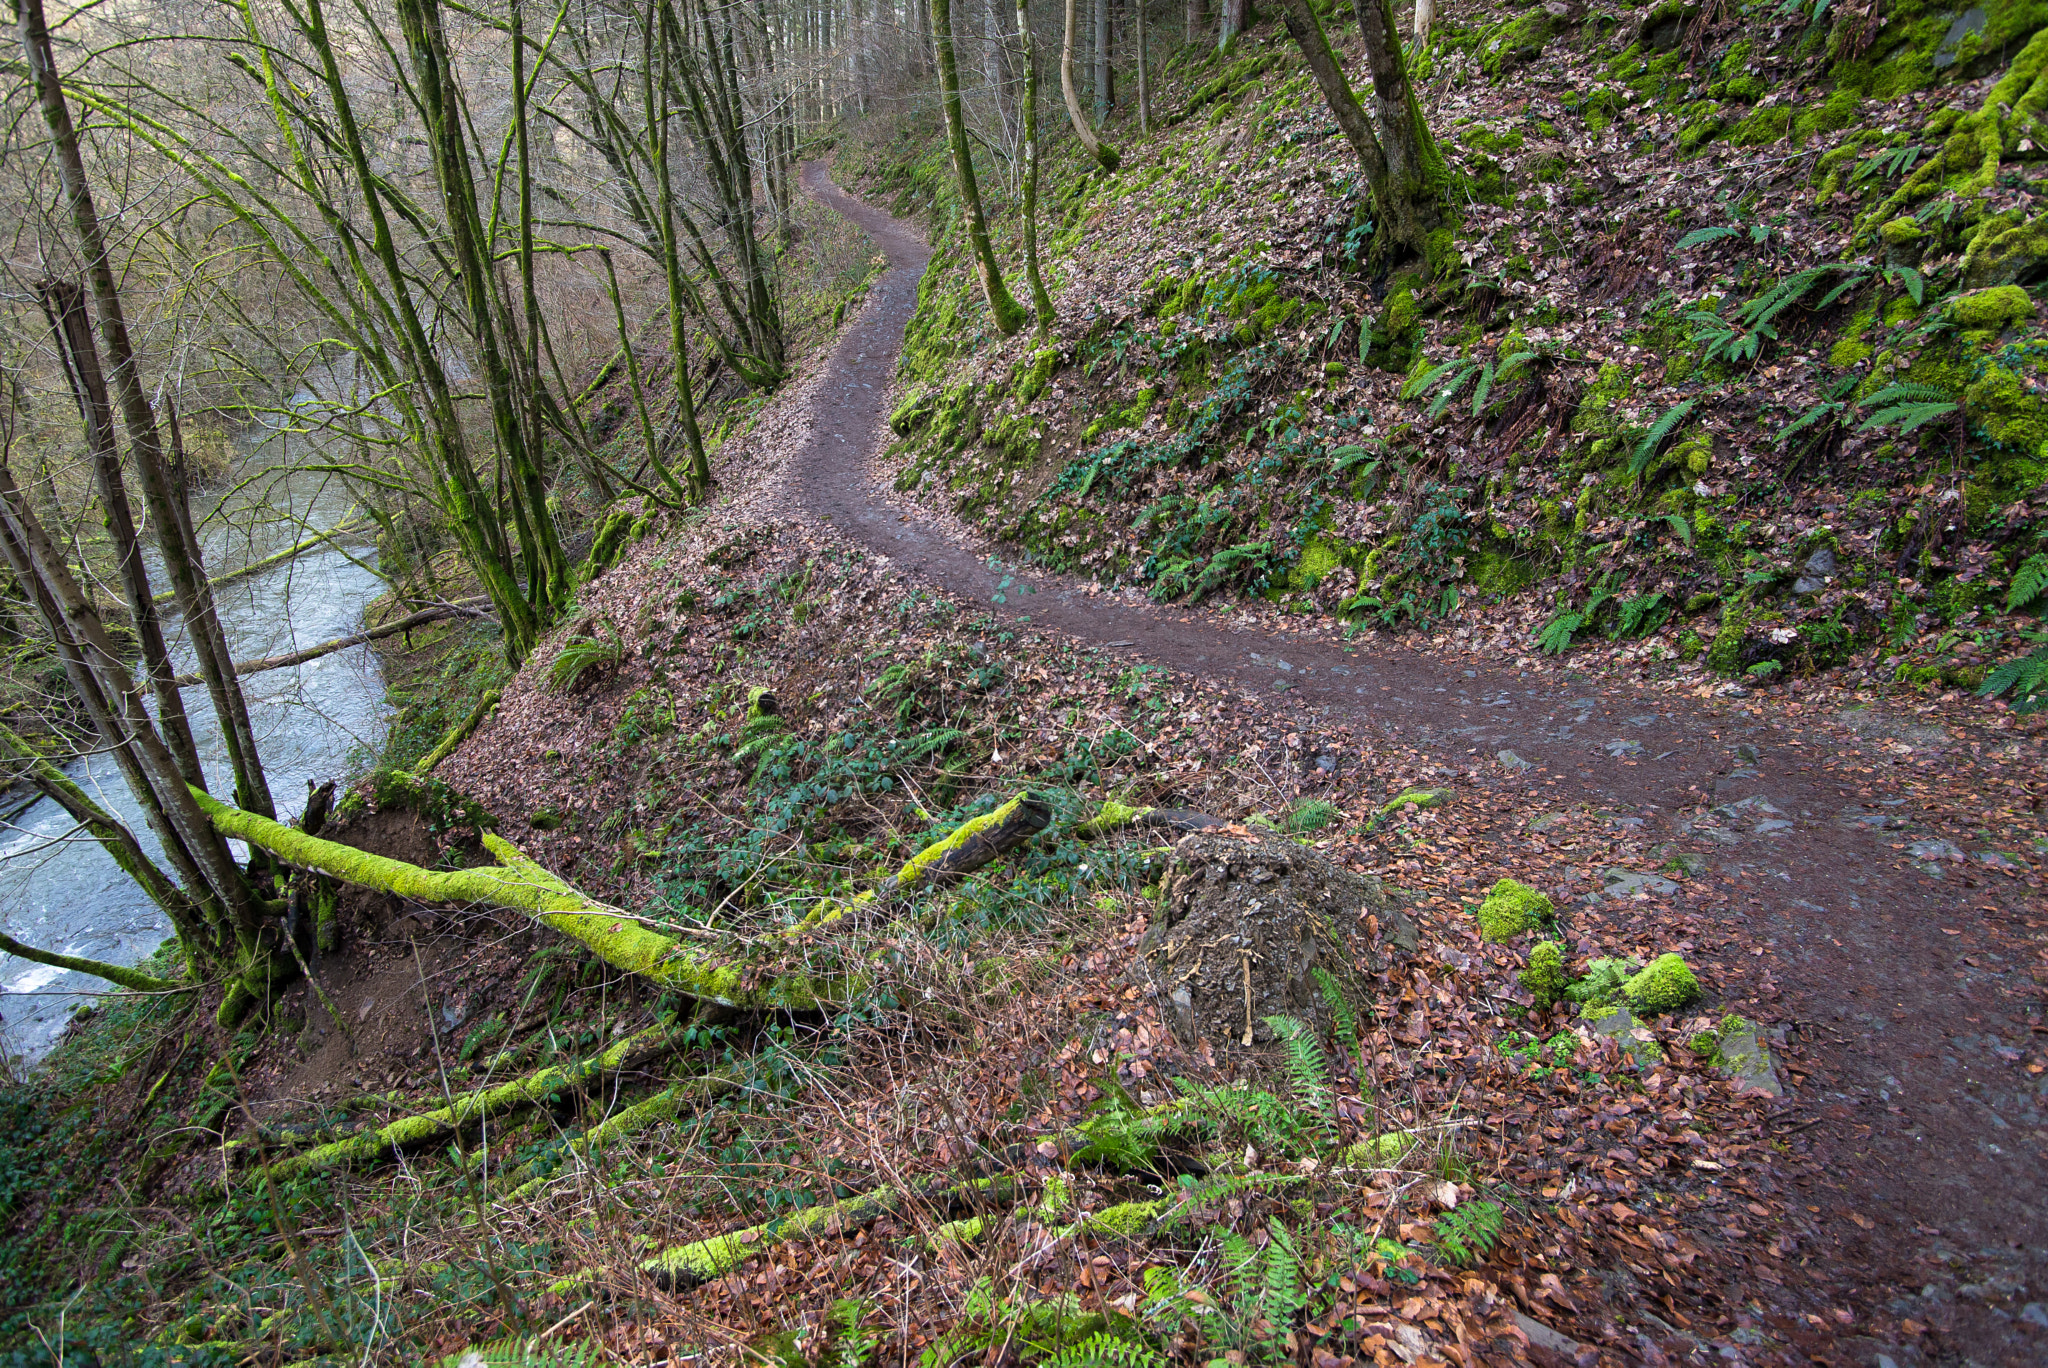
[1705,599,1748,675]
[1292,535,1345,589]
[1623,952,1702,1015]
[1013,347,1060,403]
[887,389,934,435]
[1519,940,1569,1009]
[1480,7,1566,77]
[1962,213,2048,290]
[1380,787,1448,815]
[1864,25,2048,227]
[1476,877,1553,942]
[1947,284,2035,335]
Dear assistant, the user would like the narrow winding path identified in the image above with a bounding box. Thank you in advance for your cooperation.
[795,161,2043,1359]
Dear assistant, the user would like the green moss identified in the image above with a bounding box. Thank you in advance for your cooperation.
[1794,86,1860,138]
[1622,953,1702,1015]
[1727,105,1794,148]
[1678,113,1727,157]
[1962,214,2048,289]
[1480,7,1567,78]
[983,412,1044,466]
[1078,1200,1164,1237]
[1948,285,2035,333]
[1380,787,1449,815]
[1292,535,1345,589]
[1519,940,1569,1009]
[1476,877,1553,942]
[1705,599,1749,675]
[1863,25,2048,228]
[1834,0,2048,99]
[1013,347,1061,403]
[1469,549,1534,596]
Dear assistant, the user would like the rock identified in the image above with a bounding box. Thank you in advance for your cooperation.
[1603,738,1644,757]
[1692,1013,1783,1097]
[1378,787,1449,816]
[1131,831,1416,1060]
[1495,749,1534,771]
[1475,878,1554,941]
[1907,838,1964,862]
[2020,1302,2048,1329]
[1947,283,2036,335]
[1510,1309,1587,1356]
[1582,1003,1665,1069]
[1527,812,1567,832]
[1793,547,1837,595]
[1599,868,1680,899]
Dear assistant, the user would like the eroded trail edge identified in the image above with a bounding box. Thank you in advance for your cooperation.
[790,161,2044,1356]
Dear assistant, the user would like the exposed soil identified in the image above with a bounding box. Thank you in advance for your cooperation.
[795,162,2048,1364]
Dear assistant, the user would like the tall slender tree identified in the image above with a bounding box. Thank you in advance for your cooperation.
[1017,0,1055,330]
[1061,0,1119,169]
[932,0,1028,334]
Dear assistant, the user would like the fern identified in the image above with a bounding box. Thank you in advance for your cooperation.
[1855,380,1958,435]
[1263,1016,1335,1147]
[1042,1334,1166,1368]
[1979,642,2048,714]
[1612,592,1669,640]
[2005,552,2048,613]
[1400,358,1467,401]
[1675,224,1744,250]
[1312,967,1360,1056]
[1431,1200,1504,1267]
[1630,398,1699,478]
[1259,1219,1308,1331]
[1773,398,1846,445]
[546,624,623,692]
[441,1341,598,1368]
[1662,512,1693,545]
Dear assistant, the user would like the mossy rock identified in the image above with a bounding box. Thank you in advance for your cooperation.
[1833,0,2048,98]
[1475,877,1553,942]
[1013,347,1061,403]
[1622,952,1701,1015]
[1480,6,1571,78]
[1519,940,1568,1009]
[1948,284,2036,333]
[1962,214,2048,289]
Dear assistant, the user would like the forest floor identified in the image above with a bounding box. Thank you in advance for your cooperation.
[3,109,2045,1368]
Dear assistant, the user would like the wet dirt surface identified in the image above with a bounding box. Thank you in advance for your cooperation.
[794,162,2047,1362]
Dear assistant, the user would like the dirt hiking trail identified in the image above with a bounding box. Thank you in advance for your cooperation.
[794,160,2043,1362]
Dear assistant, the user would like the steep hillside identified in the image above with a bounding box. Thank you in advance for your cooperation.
[842,0,2048,705]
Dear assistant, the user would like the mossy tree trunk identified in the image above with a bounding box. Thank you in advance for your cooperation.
[1346,0,1452,269]
[1016,0,1056,331]
[933,0,1030,335]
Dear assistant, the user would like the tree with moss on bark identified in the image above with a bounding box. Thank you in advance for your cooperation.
[1277,0,1453,272]
[933,0,1029,334]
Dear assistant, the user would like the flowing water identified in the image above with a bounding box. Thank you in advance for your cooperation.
[0,420,388,1066]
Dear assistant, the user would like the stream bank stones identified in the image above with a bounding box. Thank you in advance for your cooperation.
[1130,831,1417,1063]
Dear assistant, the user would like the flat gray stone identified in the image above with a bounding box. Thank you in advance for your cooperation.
[1712,1017,1783,1098]
[1907,838,1964,863]
[1527,812,1568,833]
[2020,1302,2048,1329]
[1601,868,1680,898]
[1583,1004,1664,1069]
[1510,1309,1586,1354]
[1603,738,1644,757]
[1496,749,1534,771]
[1753,818,1795,834]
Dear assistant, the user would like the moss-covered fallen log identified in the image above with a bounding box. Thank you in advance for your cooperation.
[640,1174,1018,1289]
[262,1020,683,1179]
[168,602,482,686]
[0,928,184,994]
[500,1069,740,1200]
[1072,800,1229,839]
[411,687,500,776]
[785,790,1051,937]
[190,788,839,1010]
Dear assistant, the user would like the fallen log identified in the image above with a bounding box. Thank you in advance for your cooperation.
[1072,800,1230,839]
[500,1069,741,1200]
[262,1020,684,1179]
[189,788,840,1011]
[411,688,500,776]
[150,517,372,605]
[0,928,184,995]
[784,790,1053,937]
[171,602,488,686]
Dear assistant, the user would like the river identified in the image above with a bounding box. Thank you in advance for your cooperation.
[0,422,388,1068]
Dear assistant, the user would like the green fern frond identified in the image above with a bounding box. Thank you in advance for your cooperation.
[1857,381,1952,408]
[1259,1219,1307,1333]
[440,1341,599,1368]
[1400,359,1467,401]
[1662,513,1693,545]
[2006,552,2048,613]
[1262,1016,1335,1144]
[1041,1332,1166,1368]
[546,627,623,693]
[1857,401,1958,434]
[1675,224,1743,250]
[1536,611,1585,655]
[1431,1200,1505,1268]
[1312,967,1359,1055]
[1629,398,1698,478]
[1979,645,2048,713]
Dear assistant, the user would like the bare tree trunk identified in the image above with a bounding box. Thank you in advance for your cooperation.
[1277,0,1386,183]
[1061,0,1119,169]
[1018,0,1055,330]
[1185,0,1206,44]
[1135,0,1149,133]
[1412,0,1432,43]
[1218,0,1247,47]
[934,0,1028,333]
[1092,0,1112,120]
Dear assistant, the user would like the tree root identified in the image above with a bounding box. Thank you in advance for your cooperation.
[261,1020,684,1179]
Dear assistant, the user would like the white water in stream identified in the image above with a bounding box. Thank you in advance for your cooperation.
[0,419,389,1067]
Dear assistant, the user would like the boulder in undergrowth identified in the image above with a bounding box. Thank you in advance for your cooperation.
[1129,830,1417,1064]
